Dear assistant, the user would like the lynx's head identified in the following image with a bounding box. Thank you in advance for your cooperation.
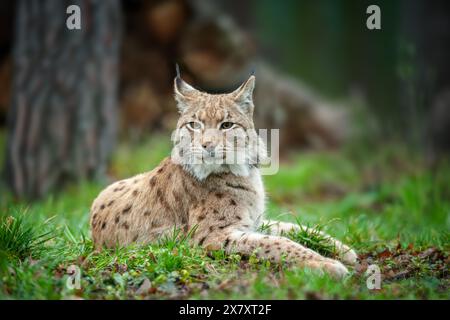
[171,72,267,180]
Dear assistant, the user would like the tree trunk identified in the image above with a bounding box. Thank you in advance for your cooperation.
[4,0,122,199]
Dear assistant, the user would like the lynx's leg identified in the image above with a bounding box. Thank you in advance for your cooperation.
[200,229,349,279]
[261,219,358,265]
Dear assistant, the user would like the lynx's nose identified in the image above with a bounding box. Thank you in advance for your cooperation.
[202,141,216,156]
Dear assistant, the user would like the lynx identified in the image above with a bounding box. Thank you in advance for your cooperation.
[90,72,357,278]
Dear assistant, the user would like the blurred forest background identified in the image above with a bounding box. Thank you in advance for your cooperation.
[0,0,449,300]
[0,0,449,199]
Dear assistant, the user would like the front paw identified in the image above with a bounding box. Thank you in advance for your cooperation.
[340,248,358,266]
[324,260,349,279]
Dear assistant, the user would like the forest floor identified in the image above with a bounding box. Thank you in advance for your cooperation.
[0,133,449,299]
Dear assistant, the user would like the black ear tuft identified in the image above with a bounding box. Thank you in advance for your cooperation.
[175,63,181,79]
[175,76,183,90]
[230,75,255,116]
[174,64,199,113]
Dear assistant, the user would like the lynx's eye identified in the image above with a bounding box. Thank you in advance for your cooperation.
[187,121,202,131]
[220,122,234,130]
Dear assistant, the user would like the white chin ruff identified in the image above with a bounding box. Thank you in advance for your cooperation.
[183,163,251,180]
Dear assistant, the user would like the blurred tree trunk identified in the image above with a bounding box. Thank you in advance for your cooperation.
[398,0,450,160]
[4,0,122,199]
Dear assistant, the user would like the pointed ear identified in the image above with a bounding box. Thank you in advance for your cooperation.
[174,76,198,113]
[231,75,255,115]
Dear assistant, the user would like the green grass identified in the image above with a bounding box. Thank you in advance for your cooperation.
[0,134,448,300]
[0,211,55,263]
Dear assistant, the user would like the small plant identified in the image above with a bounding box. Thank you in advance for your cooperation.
[286,219,337,258]
[157,225,198,250]
[0,211,55,262]
[258,218,338,258]
[258,221,273,234]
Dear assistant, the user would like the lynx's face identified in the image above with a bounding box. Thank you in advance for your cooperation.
[171,75,266,180]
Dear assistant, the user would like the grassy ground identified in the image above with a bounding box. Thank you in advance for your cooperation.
[0,134,449,299]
